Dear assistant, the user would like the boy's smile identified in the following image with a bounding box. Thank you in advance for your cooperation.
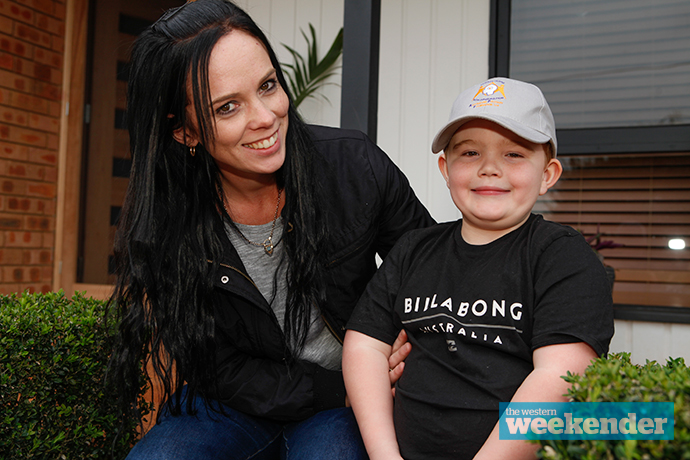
[438,119,562,245]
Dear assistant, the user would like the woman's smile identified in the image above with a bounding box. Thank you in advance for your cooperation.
[244,131,279,150]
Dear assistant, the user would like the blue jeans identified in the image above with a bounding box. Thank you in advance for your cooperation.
[126,392,368,460]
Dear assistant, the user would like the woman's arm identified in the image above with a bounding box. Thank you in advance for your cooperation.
[473,342,597,460]
[387,329,410,396]
[343,330,404,460]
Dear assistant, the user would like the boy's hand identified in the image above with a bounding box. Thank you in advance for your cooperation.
[388,329,411,397]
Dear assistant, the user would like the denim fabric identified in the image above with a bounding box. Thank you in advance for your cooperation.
[126,391,367,460]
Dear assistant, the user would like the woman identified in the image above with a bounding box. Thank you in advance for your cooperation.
[109,0,434,458]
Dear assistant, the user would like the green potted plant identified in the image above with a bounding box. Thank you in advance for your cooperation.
[536,353,690,459]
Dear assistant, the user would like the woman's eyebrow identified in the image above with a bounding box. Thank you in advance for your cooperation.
[211,69,276,106]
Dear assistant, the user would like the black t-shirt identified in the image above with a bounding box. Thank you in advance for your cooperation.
[347,214,614,459]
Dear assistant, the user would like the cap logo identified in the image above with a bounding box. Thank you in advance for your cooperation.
[470,81,506,109]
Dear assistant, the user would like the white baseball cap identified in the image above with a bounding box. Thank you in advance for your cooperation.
[431,77,557,155]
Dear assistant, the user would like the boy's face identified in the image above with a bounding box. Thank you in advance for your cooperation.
[438,119,562,241]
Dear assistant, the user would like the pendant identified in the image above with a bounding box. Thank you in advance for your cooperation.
[263,236,274,256]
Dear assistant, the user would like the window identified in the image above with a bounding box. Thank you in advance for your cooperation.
[491,0,690,316]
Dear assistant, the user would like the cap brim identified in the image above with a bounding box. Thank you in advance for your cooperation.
[431,114,552,153]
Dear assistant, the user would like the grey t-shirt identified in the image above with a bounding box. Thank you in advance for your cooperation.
[225,217,342,370]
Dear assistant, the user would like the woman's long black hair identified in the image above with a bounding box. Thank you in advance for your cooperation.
[109,0,326,425]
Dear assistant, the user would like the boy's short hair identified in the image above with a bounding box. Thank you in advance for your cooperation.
[431,78,557,157]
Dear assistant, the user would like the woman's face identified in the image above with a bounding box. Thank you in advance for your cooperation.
[179,30,290,185]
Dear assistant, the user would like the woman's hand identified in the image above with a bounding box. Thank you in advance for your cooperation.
[388,329,411,397]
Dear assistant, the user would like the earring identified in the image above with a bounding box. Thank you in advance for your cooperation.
[190,146,196,157]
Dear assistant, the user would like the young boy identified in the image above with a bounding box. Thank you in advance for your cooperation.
[342,78,614,460]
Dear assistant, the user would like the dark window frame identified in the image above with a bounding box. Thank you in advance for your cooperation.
[488,0,690,156]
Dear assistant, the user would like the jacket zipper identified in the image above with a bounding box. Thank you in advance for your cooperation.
[213,260,291,353]
[322,314,344,345]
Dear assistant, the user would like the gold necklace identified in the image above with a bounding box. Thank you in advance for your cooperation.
[226,188,282,256]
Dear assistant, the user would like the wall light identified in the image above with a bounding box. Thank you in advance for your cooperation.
[668,238,686,250]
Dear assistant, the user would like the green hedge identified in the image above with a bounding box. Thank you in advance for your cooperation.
[537,352,690,459]
[0,291,148,459]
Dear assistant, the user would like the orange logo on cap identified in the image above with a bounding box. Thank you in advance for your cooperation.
[470,81,506,108]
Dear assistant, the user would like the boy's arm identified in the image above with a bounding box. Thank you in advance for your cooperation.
[473,341,597,460]
[343,330,404,460]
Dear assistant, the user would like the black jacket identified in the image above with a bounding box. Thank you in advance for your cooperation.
[209,125,435,422]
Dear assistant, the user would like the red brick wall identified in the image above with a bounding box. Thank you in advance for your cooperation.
[0,0,64,294]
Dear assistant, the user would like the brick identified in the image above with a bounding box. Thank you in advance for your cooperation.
[28,146,56,165]
[24,214,52,231]
[39,249,51,264]
[0,105,29,126]
[28,112,58,132]
[34,80,59,100]
[53,1,65,21]
[0,141,30,160]
[45,132,56,149]
[0,2,34,25]
[0,16,12,36]
[5,229,42,247]
[43,164,55,181]
[0,212,21,228]
[26,181,55,198]
[0,51,14,70]
[21,248,51,264]
[0,70,30,93]
[0,124,48,147]
[0,284,24,295]
[20,283,53,294]
[50,34,62,54]
[31,61,50,81]
[41,197,53,215]
[0,247,24,264]
[47,100,58,117]
[32,46,60,68]
[13,56,34,78]
[0,68,35,93]
[6,160,54,180]
[35,12,62,36]
[16,23,51,49]
[0,33,32,59]
[10,89,50,114]
[6,196,30,211]
[6,196,53,215]
[1,178,28,195]
[29,266,41,281]
[6,196,45,213]
[4,266,24,281]
[41,229,52,247]
[28,0,54,16]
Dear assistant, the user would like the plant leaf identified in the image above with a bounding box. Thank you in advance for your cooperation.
[281,24,344,108]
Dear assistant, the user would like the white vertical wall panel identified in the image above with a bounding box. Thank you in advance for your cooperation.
[242,0,344,127]
[610,320,690,365]
[378,0,491,223]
